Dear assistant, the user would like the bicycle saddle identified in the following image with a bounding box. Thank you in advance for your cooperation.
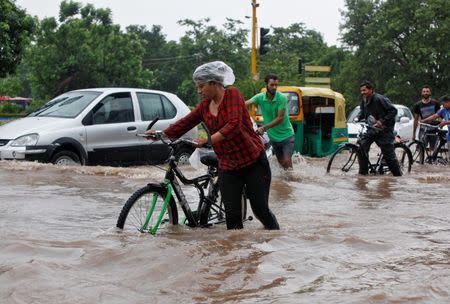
[199,149,218,167]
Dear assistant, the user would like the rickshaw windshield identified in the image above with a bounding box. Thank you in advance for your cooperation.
[255,92,300,116]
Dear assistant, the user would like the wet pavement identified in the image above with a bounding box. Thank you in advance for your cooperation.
[0,157,449,303]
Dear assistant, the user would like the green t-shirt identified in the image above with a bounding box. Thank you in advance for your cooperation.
[251,91,294,142]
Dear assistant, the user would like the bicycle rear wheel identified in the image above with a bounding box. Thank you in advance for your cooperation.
[326,144,360,175]
[429,142,449,165]
[116,184,178,234]
[407,141,425,164]
[394,143,412,173]
[199,187,247,226]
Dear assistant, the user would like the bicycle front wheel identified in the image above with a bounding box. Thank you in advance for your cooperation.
[116,184,178,234]
[326,144,360,175]
[394,143,412,173]
[407,141,425,164]
[429,149,449,165]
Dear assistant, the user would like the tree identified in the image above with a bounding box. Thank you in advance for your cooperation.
[0,76,21,96]
[24,0,155,99]
[168,18,250,105]
[256,23,328,86]
[0,0,34,77]
[340,0,450,107]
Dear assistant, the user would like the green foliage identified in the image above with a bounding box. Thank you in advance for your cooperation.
[24,97,47,113]
[0,102,21,113]
[0,0,35,77]
[234,78,263,100]
[341,0,450,107]
[4,0,450,123]
[5,1,348,111]
[24,0,155,99]
[0,64,31,98]
[257,23,328,85]
[173,18,251,103]
[0,76,21,96]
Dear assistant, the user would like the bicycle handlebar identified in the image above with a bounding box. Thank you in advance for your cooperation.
[146,117,159,131]
[141,116,214,150]
[357,122,383,131]
[419,122,441,129]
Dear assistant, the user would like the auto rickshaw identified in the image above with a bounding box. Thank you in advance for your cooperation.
[248,86,348,157]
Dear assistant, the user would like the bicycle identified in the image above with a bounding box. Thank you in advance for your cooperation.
[116,119,248,235]
[408,122,448,165]
[326,123,412,175]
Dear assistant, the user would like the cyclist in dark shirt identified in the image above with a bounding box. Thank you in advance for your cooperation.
[356,81,402,176]
[421,95,450,153]
[412,85,440,148]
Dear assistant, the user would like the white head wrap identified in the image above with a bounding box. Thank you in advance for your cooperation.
[192,61,235,87]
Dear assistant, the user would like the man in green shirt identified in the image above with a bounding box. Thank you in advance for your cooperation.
[246,74,295,169]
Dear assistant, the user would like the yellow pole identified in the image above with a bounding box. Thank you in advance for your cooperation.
[251,0,257,81]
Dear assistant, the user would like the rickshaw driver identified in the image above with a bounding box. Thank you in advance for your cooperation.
[245,74,295,170]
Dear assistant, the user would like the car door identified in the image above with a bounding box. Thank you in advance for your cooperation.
[395,106,413,140]
[84,92,140,165]
[134,92,178,163]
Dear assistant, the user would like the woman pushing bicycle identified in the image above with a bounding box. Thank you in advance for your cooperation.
[145,61,279,230]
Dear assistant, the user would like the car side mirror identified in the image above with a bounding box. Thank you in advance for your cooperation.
[399,117,410,124]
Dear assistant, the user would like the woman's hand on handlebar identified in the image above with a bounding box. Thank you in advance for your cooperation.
[194,137,208,148]
[144,129,164,140]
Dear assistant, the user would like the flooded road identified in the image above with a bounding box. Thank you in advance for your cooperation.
[1,157,449,303]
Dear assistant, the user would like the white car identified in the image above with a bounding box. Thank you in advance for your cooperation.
[0,88,197,166]
[347,104,413,143]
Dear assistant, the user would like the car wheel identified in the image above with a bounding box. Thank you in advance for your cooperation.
[51,150,81,166]
[175,147,193,165]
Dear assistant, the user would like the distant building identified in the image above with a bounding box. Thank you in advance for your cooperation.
[0,96,33,111]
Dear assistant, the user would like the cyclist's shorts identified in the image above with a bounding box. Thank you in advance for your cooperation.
[271,135,295,159]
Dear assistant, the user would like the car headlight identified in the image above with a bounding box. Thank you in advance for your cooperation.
[11,134,39,147]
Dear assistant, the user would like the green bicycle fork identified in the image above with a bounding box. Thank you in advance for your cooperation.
[141,180,172,235]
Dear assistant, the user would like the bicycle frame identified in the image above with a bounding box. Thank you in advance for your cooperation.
[356,122,409,174]
[357,145,387,174]
[355,124,386,174]
[142,149,218,233]
[142,179,172,234]
[418,123,448,164]
[119,118,231,234]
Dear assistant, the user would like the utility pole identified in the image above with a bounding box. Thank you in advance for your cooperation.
[251,0,258,82]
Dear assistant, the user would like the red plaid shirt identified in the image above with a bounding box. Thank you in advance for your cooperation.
[164,87,264,170]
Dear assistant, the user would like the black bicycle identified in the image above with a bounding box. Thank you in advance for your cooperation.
[327,123,413,175]
[408,122,448,165]
[116,119,248,235]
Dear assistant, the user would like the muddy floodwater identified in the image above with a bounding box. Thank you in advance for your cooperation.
[1,156,449,303]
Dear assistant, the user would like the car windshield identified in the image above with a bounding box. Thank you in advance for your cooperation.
[255,91,300,116]
[347,106,360,122]
[29,91,101,118]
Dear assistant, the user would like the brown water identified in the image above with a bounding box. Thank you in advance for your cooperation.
[1,157,449,303]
